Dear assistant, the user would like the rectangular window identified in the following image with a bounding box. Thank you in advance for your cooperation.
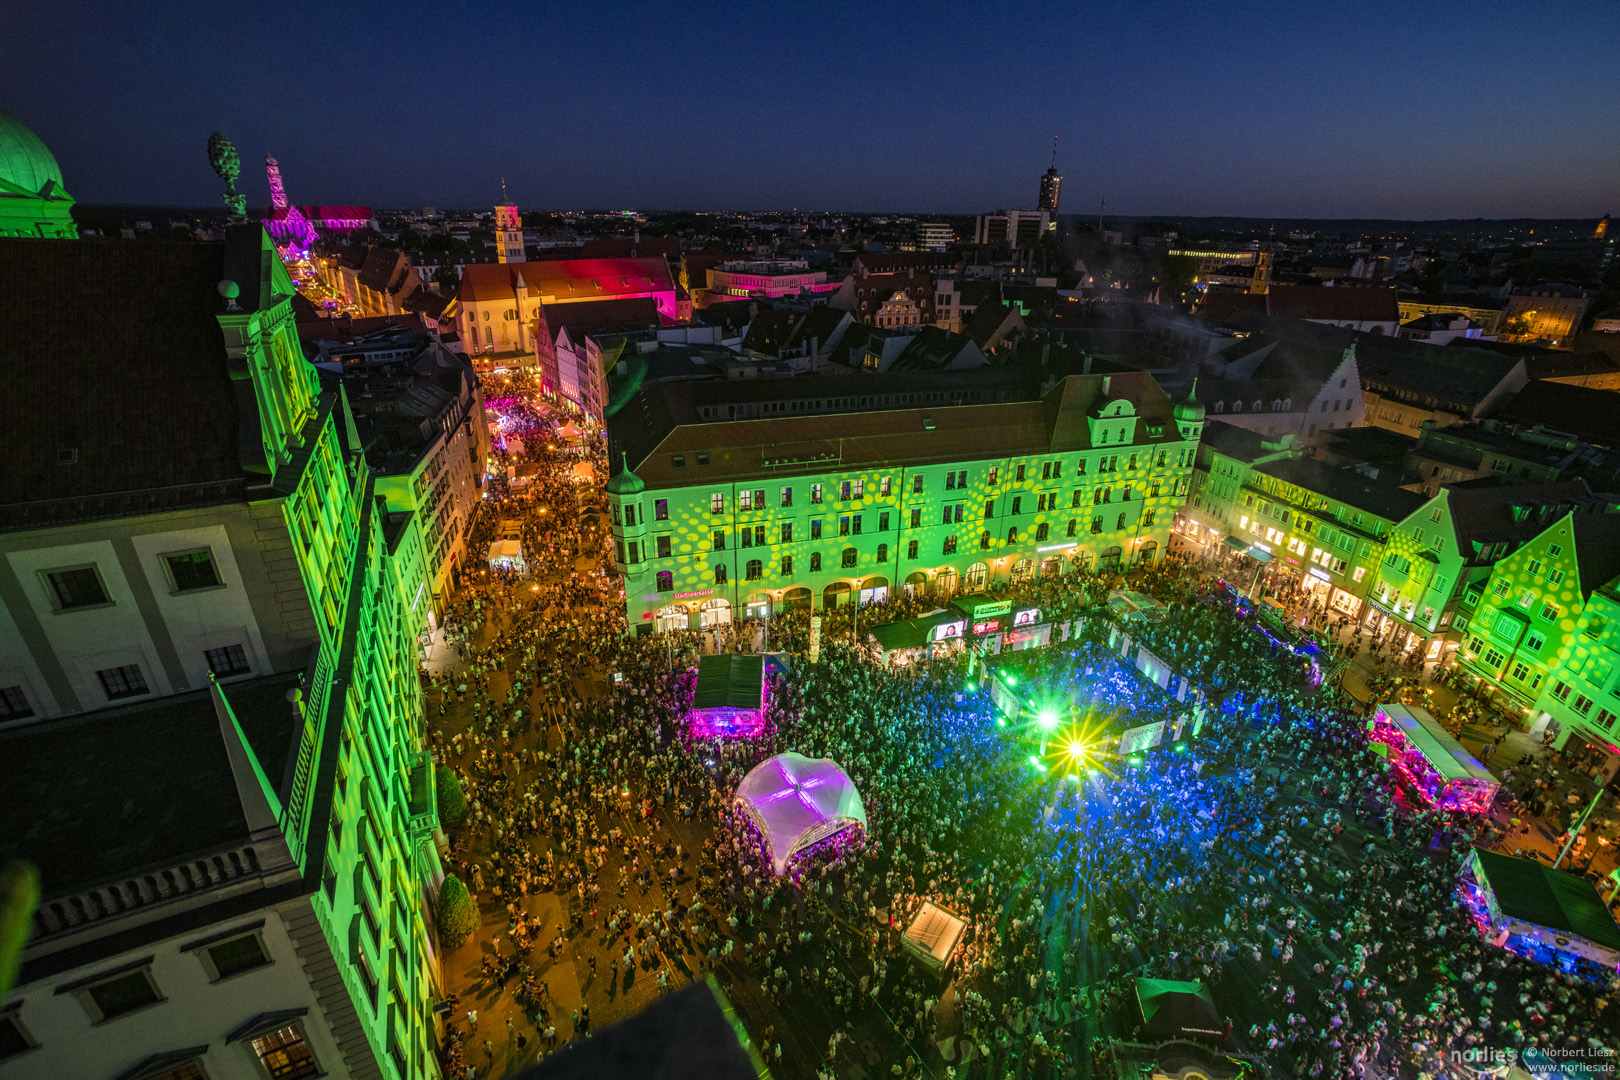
[912,475,923,494]
[712,531,726,551]
[880,476,892,496]
[165,550,221,591]
[0,685,34,722]
[810,552,822,571]
[781,556,793,576]
[1015,463,1026,481]
[1035,523,1050,541]
[206,934,270,980]
[839,516,851,536]
[672,455,685,468]
[45,566,108,609]
[780,487,793,507]
[710,493,724,514]
[779,523,793,544]
[205,644,251,677]
[945,472,956,491]
[840,481,852,500]
[85,969,162,1020]
[879,511,890,531]
[1011,496,1022,515]
[97,665,148,700]
[696,453,710,466]
[1573,695,1594,716]
[657,535,672,558]
[1539,602,1560,622]
[810,484,823,503]
[653,498,669,521]
[252,1024,322,1079]
[988,467,999,485]
[811,520,823,540]
[739,490,754,511]
[841,548,857,568]
[906,540,918,559]
[909,509,921,528]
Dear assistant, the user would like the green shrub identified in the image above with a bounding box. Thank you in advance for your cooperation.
[436,874,478,948]
[435,766,467,827]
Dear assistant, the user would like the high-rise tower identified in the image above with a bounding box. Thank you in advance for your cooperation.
[495,182,525,263]
[1038,137,1062,213]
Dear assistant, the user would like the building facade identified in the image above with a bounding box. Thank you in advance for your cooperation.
[973,209,1053,249]
[705,259,837,299]
[0,226,441,1080]
[1178,420,1424,618]
[494,202,524,264]
[1457,513,1620,741]
[606,373,1201,633]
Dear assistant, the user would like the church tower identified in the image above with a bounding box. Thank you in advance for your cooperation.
[495,184,525,264]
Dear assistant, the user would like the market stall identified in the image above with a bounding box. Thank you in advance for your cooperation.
[688,654,766,737]
[1369,703,1499,813]
[1459,847,1620,980]
[734,753,866,874]
[486,538,527,575]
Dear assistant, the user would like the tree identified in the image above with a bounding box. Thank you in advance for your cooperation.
[435,765,467,827]
[435,874,478,948]
[433,264,460,292]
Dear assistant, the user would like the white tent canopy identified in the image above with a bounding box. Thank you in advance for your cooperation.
[734,753,866,874]
[487,539,526,575]
[902,902,967,971]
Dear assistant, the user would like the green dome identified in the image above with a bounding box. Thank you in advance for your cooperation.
[1173,379,1205,424]
[0,110,67,197]
[605,453,645,496]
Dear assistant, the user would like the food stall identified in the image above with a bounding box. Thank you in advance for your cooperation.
[688,654,766,737]
[1459,847,1620,980]
[1369,703,1499,813]
[902,902,968,976]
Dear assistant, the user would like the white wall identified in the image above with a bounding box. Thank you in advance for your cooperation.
[4,902,345,1080]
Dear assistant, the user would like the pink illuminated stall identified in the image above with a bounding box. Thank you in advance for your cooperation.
[688,654,766,737]
[1370,703,1499,814]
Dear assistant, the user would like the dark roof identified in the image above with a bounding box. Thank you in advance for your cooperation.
[692,654,764,711]
[612,372,1177,488]
[1473,848,1620,950]
[964,301,1014,347]
[0,235,248,516]
[1322,425,1417,467]
[295,313,425,340]
[1196,419,1276,460]
[547,297,661,339]
[356,247,406,294]
[853,251,956,273]
[1494,382,1620,446]
[1568,514,1620,599]
[1441,481,1598,555]
[1203,284,1398,324]
[890,326,979,371]
[1256,456,1427,521]
[520,979,757,1080]
[740,309,796,356]
[581,236,681,261]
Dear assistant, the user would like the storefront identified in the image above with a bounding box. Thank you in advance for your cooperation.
[700,597,732,627]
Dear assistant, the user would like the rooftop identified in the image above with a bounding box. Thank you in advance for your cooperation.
[0,233,266,524]
[1494,382,1620,447]
[0,670,302,898]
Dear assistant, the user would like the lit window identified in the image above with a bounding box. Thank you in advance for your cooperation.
[252,1024,322,1080]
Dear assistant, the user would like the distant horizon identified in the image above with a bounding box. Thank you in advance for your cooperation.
[5,3,1616,219]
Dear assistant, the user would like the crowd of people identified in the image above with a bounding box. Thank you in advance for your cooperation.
[423,406,1618,1079]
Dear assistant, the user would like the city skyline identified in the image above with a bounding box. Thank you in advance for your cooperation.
[3,1,1617,218]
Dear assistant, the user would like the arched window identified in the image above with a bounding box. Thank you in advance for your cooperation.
[746,559,763,581]
[841,547,857,568]
[714,564,727,584]
[656,571,673,591]
[876,543,888,563]
[1116,513,1126,530]
[906,540,919,559]
[1006,526,1018,544]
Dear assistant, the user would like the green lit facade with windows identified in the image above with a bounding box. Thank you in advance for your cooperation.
[607,374,1199,632]
[1458,514,1620,754]
[1179,421,1423,616]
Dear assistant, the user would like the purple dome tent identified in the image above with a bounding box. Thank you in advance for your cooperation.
[734,753,866,875]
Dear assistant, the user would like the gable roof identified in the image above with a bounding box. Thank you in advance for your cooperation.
[1255,456,1427,521]
[1438,481,1597,554]
[890,326,982,371]
[1567,513,1620,600]
[458,257,673,305]
[581,236,681,261]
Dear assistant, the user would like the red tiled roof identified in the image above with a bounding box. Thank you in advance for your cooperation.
[458,257,674,305]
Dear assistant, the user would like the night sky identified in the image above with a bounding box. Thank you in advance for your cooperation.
[5,0,1617,217]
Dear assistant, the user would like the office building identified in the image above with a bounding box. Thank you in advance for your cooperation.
[973,209,1053,249]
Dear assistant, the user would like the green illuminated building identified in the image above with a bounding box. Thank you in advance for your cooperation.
[1179,420,1424,615]
[0,219,441,1077]
[607,372,1200,631]
[1457,512,1620,754]
[0,110,77,239]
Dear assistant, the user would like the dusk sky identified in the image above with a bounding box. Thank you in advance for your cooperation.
[6,0,1617,218]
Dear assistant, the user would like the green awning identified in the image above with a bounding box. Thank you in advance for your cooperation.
[692,654,764,711]
[1472,847,1620,950]
[1222,535,1249,551]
